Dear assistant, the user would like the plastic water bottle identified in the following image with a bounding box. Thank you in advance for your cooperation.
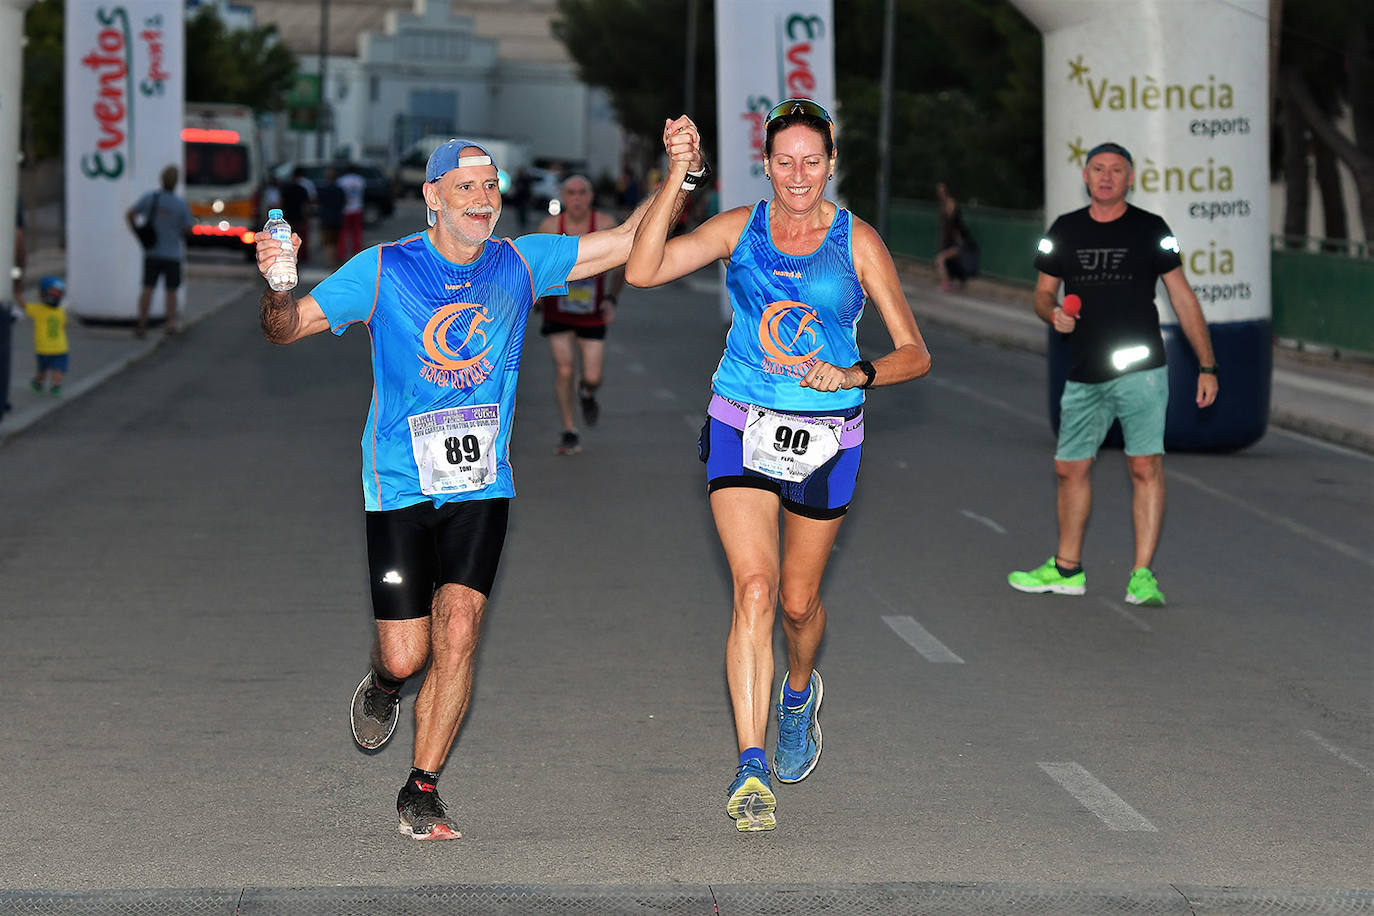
[262,208,297,291]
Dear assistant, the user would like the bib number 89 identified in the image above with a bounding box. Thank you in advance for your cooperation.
[445,435,481,465]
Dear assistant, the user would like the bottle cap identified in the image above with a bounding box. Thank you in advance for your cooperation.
[268,208,283,219]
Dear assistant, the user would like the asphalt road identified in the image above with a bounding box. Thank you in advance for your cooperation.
[0,207,1369,905]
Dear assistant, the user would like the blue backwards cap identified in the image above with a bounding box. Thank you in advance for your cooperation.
[424,139,494,226]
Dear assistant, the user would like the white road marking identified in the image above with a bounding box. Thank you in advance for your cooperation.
[683,413,703,433]
[923,373,1373,567]
[1270,425,1374,461]
[1166,468,1374,568]
[929,376,1040,424]
[1037,762,1158,832]
[1302,730,1374,780]
[960,509,1007,535]
[654,388,677,401]
[626,361,646,374]
[1097,596,1153,632]
[880,615,965,664]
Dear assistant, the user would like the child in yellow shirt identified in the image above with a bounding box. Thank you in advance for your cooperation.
[25,276,68,396]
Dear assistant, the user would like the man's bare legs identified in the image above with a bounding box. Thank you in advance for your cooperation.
[1054,457,1093,568]
[372,583,487,773]
[1127,453,1164,571]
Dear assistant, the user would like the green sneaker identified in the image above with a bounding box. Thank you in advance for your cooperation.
[1008,557,1085,596]
[1124,567,1166,606]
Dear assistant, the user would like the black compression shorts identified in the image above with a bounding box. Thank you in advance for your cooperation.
[364,498,510,620]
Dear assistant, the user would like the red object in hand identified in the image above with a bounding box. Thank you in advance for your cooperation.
[1061,294,1081,318]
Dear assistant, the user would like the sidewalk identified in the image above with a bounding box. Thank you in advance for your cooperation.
[4,227,1371,454]
[1,255,261,444]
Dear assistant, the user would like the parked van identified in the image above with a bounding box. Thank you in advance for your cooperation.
[393,135,530,198]
[182,102,264,252]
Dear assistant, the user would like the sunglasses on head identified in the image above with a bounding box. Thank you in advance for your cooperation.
[764,98,834,132]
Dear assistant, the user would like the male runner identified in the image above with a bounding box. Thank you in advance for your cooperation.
[255,128,700,840]
[1008,141,1218,606]
[536,175,625,455]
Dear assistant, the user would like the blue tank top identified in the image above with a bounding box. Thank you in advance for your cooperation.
[311,231,578,510]
[715,201,866,412]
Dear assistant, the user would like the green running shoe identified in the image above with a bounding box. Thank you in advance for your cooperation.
[726,760,776,832]
[1008,557,1085,596]
[1124,567,1166,606]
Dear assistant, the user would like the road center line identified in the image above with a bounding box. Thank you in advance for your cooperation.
[1037,762,1159,832]
[880,614,965,664]
[1166,469,1374,568]
[1097,596,1153,632]
[1302,730,1374,780]
[930,375,1373,567]
[960,509,1007,534]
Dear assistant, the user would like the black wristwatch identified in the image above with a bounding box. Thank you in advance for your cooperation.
[1199,364,1218,375]
[854,360,877,389]
[681,160,712,192]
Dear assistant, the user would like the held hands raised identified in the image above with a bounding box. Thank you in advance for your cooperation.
[662,115,704,174]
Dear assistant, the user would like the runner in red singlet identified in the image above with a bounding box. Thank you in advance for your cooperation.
[535,175,625,455]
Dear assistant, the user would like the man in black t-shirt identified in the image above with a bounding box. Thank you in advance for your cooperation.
[1008,142,1218,607]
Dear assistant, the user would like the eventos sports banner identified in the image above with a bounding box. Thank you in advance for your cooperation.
[1012,0,1270,450]
[64,1,183,320]
[714,0,836,217]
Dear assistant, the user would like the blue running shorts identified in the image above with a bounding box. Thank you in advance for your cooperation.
[1056,366,1169,461]
[698,408,863,520]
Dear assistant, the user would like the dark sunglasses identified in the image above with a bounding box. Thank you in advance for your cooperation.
[764,98,834,136]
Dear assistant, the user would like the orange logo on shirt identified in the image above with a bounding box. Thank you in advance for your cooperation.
[419,302,495,388]
[759,300,823,368]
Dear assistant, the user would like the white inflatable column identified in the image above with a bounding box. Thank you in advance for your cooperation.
[1013,0,1271,450]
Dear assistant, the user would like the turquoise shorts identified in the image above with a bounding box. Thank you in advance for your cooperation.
[1056,366,1168,461]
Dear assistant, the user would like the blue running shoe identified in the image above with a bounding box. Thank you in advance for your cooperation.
[773,669,823,783]
[725,760,776,831]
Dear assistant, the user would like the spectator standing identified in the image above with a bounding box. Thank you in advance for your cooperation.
[336,164,366,261]
[279,167,314,265]
[24,276,68,396]
[315,167,345,266]
[1007,141,1218,607]
[126,165,194,339]
[934,182,978,291]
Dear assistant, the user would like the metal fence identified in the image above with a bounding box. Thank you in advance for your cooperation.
[888,200,1374,354]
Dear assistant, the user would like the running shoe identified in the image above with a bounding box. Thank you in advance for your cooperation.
[556,430,581,455]
[350,670,401,750]
[1007,558,1086,596]
[396,777,462,841]
[49,385,62,397]
[28,379,41,393]
[579,388,600,426]
[1124,567,1166,606]
[725,760,776,831]
[774,669,823,783]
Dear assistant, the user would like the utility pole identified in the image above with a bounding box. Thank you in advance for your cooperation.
[315,0,330,158]
[875,0,895,236]
[685,0,699,116]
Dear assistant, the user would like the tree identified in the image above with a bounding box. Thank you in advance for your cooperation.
[21,0,63,161]
[553,0,1042,211]
[184,7,298,109]
[19,3,298,164]
[1275,0,1373,245]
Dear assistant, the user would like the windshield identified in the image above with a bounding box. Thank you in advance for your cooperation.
[185,142,250,187]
